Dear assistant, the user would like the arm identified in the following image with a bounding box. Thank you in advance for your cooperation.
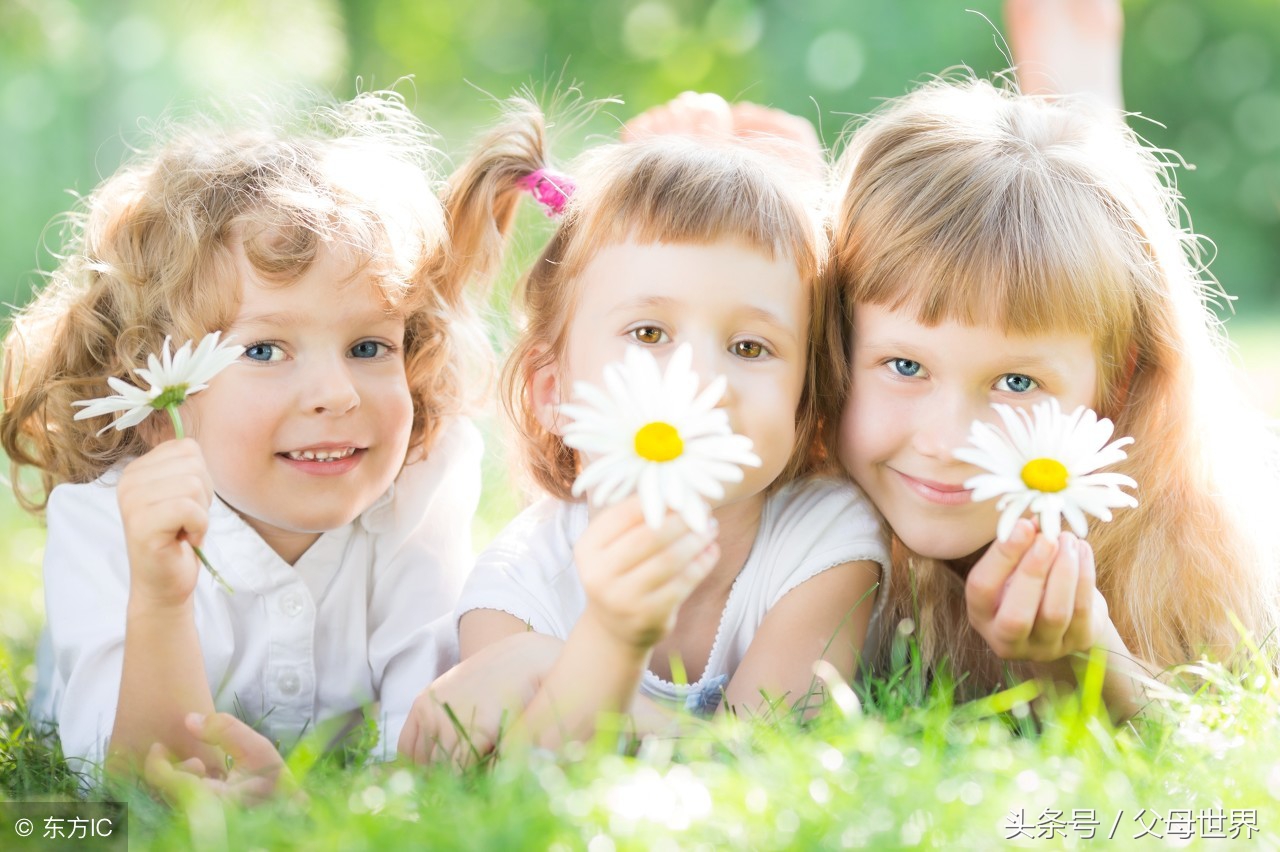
[722,560,880,719]
[440,497,717,754]
[369,419,483,758]
[109,439,221,773]
[399,626,562,767]
[965,518,1153,721]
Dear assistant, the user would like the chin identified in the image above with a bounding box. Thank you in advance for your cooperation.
[895,527,987,564]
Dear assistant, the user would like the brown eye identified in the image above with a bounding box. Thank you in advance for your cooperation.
[734,340,765,359]
[632,327,664,344]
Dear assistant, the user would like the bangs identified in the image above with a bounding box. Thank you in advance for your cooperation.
[843,136,1142,342]
[559,138,823,282]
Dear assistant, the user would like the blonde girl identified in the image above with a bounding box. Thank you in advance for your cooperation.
[1,90,532,786]
[833,77,1280,716]
[401,122,889,763]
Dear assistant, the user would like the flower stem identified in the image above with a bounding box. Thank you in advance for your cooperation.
[164,403,233,594]
[166,405,185,440]
[191,541,234,595]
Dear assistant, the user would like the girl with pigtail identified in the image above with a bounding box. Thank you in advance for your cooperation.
[0,89,538,799]
[399,96,889,767]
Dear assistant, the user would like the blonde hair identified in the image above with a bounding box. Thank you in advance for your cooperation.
[1,90,537,512]
[503,136,837,500]
[833,77,1280,688]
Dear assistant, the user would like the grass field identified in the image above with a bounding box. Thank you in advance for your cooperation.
[1,322,1277,849]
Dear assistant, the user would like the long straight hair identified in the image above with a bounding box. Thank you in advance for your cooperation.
[833,77,1280,687]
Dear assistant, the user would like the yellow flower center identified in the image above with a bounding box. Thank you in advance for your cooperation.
[1020,458,1069,493]
[634,421,683,462]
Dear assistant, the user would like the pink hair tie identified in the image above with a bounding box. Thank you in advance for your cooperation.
[519,168,575,217]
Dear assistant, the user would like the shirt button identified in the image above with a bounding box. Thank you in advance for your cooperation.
[277,669,301,696]
[279,592,304,617]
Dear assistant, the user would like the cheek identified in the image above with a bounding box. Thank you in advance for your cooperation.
[837,375,883,469]
[837,399,870,474]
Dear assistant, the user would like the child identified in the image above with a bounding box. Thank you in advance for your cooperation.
[0,90,537,780]
[400,128,888,763]
[831,76,1280,717]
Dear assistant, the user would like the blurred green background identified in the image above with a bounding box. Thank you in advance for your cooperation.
[3,0,1279,322]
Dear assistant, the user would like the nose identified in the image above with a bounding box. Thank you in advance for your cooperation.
[299,355,360,415]
[682,341,733,405]
[911,389,981,462]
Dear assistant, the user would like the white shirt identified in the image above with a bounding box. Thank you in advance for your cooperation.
[36,417,481,768]
[456,477,890,712]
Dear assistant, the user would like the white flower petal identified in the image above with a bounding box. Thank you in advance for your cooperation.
[72,332,242,433]
[956,398,1139,544]
[995,491,1035,542]
[638,464,666,529]
[565,345,758,528]
[1061,500,1091,538]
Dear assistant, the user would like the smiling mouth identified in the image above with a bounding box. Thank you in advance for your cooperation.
[282,447,359,462]
[895,470,973,505]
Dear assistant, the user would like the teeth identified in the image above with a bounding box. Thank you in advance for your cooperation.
[286,447,357,462]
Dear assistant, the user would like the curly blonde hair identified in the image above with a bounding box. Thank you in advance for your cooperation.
[833,77,1280,687]
[500,135,837,501]
[1,90,539,513]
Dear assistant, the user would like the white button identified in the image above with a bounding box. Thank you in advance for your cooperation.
[277,669,301,696]
[279,593,304,618]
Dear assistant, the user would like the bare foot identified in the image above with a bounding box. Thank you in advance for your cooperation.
[624,92,825,178]
[1005,0,1125,110]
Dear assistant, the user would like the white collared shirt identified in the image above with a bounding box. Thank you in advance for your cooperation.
[36,418,481,768]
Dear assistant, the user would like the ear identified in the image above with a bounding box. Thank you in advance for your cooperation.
[528,355,565,436]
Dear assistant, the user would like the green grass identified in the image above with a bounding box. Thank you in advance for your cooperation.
[2,322,1278,848]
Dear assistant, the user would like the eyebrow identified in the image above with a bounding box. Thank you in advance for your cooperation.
[609,296,797,334]
[232,309,402,329]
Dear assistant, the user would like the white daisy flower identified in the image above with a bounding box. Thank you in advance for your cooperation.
[559,343,762,533]
[72,331,243,593]
[73,332,244,436]
[953,398,1138,542]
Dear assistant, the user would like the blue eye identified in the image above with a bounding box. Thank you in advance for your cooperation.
[996,373,1038,393]
[889,358,922,377]
[243,342,282,362]
[350,340,387,359]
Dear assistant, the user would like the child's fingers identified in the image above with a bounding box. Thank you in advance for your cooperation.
[965,519,1036,621]
[397,713,421,762]
[986,533,1059,652]
[144,742,204,802]
[652,539,720,610]
[579,495,649,547]
[620,528,719,595]
[1062,539,1099,652]
[596,504,701,570]
[146,497,211,550]
[1031,534,1081,649]
[186,713,275,772]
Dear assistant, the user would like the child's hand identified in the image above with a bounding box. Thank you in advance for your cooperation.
[399,632,561,769]
[117,439,215,609]
[965,519,1109,663]
[143,712,301,807]
[573,495,720,652]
